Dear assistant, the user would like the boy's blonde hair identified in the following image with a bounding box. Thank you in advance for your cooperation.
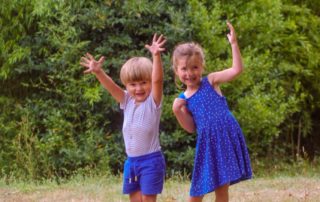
[172,42,205,71]
[120,57,152,85]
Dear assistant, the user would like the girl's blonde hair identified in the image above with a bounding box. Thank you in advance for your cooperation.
[120,57,152,85]
[172,42,205,71]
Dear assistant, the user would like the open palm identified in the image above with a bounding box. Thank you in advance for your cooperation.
[80,53,105,74]
[226,21,237,44]
[145,34,166,56]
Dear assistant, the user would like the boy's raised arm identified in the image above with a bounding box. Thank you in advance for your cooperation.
[80,53,125,103]
[145,34,166,107]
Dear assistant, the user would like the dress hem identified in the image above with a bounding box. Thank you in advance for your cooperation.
[190,175,253,197]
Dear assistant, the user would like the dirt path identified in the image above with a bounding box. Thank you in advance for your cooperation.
[227,177,320,202]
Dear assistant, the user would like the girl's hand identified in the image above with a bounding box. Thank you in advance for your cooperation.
[172,98,195,133]
[226,21,237,45]
[80,53,105,74]
[145,34,166,56]
[172,98,188,114]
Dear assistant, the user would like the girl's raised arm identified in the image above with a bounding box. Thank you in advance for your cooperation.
[80,53,125,103]
[208,21,243,85]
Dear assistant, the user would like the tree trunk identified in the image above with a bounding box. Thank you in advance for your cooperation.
[297,118,302,158]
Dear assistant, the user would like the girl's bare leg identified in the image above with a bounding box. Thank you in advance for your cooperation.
[188,183,229,202]
[189,195,204,202]
[215,184,229,202]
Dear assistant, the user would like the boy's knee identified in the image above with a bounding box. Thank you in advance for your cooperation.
[142,194,157,202]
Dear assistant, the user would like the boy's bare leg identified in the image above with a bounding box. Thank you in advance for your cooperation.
[130,191,142,202]
[142,194,157,202]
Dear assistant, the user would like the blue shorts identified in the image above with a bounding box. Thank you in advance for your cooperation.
[123,151,166,195]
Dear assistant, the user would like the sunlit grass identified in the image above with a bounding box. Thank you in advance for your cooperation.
[1,159,320,201]
[1,174,320,202]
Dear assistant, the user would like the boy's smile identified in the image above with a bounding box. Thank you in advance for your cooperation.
[126,80,151,104]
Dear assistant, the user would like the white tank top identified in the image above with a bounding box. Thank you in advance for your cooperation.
[120,91,162,157]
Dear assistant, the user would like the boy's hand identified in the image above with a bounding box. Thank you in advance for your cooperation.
[145,34,166,56]
[80,53,105,74]
[226,21,237,45]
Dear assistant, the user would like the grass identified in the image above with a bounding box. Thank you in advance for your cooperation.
[1,175,320,201]
[1,159,320,202]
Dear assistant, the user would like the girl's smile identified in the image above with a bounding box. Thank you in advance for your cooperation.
[175,56,204,89]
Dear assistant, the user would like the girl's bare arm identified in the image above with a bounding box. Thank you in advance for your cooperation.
[208,22,243,85]
[172,98,196,133]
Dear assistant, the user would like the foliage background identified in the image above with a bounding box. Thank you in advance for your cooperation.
[1,0,319,180]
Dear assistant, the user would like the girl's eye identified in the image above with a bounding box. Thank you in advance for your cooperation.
[193,66,198,69]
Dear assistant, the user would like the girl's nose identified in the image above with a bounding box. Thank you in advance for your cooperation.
[186,69,193,76]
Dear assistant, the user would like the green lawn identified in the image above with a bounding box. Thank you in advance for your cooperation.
[1,175,320,202]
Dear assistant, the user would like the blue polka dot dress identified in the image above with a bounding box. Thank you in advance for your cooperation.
[180,77,252,197]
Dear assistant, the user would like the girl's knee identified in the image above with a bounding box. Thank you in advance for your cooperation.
[216,184,229,192]
[215,184,229,202]
[189,196,204,202]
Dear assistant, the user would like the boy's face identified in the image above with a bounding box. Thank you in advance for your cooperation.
[175,56,204,89]
[125,80,152,104]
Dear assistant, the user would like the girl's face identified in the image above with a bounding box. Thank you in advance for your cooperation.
[175,56,204,89]
[125,80,151,104]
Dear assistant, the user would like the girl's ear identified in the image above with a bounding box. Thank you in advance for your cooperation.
[171,65,177,73]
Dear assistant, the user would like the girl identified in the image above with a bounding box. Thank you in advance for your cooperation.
[80,34,166,202]
[172,22,252,202]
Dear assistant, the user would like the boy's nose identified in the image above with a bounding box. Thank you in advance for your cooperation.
[136,84,143,90]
